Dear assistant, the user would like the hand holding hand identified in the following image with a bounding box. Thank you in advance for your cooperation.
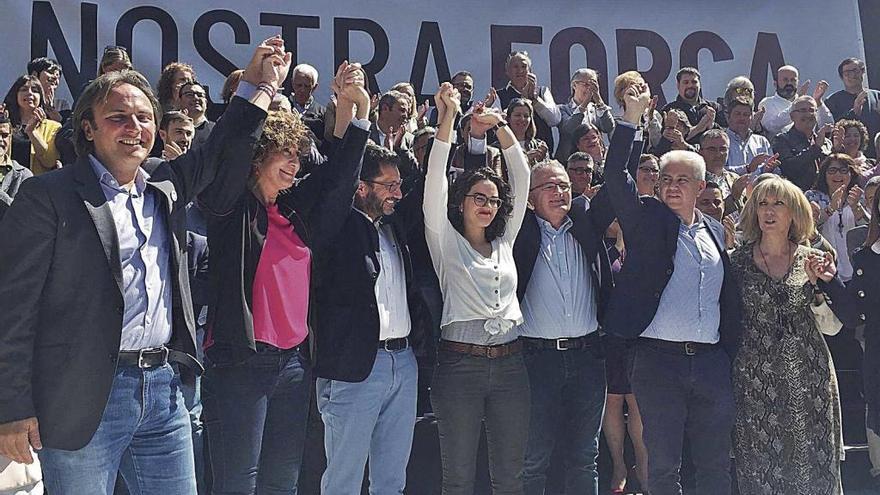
[242,35,292,90]
[805,251,836,284]
[0,417,41,464]
[832,125,844,150]
[469,103,504,138]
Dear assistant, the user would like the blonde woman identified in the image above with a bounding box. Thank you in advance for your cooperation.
[730,176,856,494]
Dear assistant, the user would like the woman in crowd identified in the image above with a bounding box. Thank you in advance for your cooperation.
[807,154,868,281]
[425,82,531,494]
[2,75,60,175]
[98,45,132,75]
[730,176,856,494]
[612,71,662,151]
[198,63,370,494]
[501,98,547,165]
[832,119,877,182]
[571,123,606,176]
[157,62,195,111]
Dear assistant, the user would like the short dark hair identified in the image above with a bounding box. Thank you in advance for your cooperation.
[27,57,61,77]
[572,123,600,145]
[160,110,193,132]
[360,143,400,181]
[72,70,160,158]
[3,75,45,125]
[815,153,859,195]
[838,57,864,78]
[705,181,721,191]
[452,70,473,81]
[378,90,409,114]
[448,167,514,243]
[178,80,205,99]
[566,151,593,166]
[676,67,701,83]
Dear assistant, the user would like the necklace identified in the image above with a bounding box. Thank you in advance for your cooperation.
[757,240,793,281]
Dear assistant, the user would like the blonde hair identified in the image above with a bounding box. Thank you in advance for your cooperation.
[740,176,814,244]
[613,71,644,108]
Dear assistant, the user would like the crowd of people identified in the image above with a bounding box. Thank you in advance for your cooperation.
[0,34,879,495]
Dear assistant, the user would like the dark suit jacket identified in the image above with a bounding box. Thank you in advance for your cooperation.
[513,192,616,323]
[311,179,426,382]
[0,96,266,450]
[602,124,742,358]
[772,127,829,191]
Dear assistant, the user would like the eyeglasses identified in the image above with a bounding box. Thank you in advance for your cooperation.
[826,167,852,175]
[843,67,865,76]
[182,90,206,99]
[363,179,402,193]
[529,181,572,193]
[568,167,593,175]
[638,166,660,174]
[702,146,729,153]
[466,193,503,208]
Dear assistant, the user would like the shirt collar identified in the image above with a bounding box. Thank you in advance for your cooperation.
[536,215,573,236]
[354,206,384,228]
[679,209,706,233]
[88,154,149,197]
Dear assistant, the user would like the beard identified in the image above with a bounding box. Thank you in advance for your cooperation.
[778,84,796,99]
[684,88,698,99]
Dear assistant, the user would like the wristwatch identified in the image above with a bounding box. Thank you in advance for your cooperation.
[491,121,509,131]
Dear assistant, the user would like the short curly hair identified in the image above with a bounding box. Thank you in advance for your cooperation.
[447,167,514,243]
[836,119,869,152]
[156,62,194,108]
[252,110,310,165]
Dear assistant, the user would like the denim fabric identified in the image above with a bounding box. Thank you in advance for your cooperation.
[630,343,735,495]
[521,346,606,495]
[40,364,196,495]
[430,349,531,495]
[202,346,312,494]
[317,347,417,495]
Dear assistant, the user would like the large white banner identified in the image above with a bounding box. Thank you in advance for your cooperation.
[0,0,867,109]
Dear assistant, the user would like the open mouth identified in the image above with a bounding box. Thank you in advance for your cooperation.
[119,138,144,148]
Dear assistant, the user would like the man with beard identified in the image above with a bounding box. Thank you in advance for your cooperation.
[661,67,725,141]
[157,111,195,161]
[0,112,33,220]
[758,65,833,136]
[178,81,214,150]
[312,142,425,494]
[772,95,833,191]
[825,57,880,158]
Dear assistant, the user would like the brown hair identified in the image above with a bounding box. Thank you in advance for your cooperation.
[252,110,309,166]
[613,71,644,109]
[156,62,194,108]
[221,70,244,104]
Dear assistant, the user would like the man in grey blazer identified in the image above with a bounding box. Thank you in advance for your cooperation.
[0,37,289,494]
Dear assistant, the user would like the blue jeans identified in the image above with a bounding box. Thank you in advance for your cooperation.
[630,343,735,495]
[201,345,312,495]
[521,345,606,495]
[181,328,206,494]
[317,347,417,495]
[40,364,196,495]
[430,350,531,495]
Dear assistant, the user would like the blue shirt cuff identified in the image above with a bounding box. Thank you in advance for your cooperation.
[234,80,258,101]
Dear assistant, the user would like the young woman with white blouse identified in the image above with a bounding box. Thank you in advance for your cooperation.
[424,82,531,494]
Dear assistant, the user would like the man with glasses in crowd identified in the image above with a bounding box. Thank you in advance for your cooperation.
[178,81,214,150]
[772,95,833,190]
[826,57,880,157]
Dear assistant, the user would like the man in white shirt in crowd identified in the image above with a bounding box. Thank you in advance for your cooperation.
[759,65,834,136]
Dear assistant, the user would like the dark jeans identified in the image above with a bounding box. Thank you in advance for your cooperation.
[430,349,531,495]
[630,342,735,495]
[521,345,606,495]
[202,345,312,495]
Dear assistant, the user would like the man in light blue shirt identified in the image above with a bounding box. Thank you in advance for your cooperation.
[725,96,777,176]
[514,160,616,495]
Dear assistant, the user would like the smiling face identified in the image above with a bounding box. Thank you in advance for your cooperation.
[576,128,602,154]
[170,69,194,109]
[81,83,156,172]
[509,104,532,139]
[462,179,500,230]
[179,83,206,119]
[677,73,700,102]
[357,163,403,218]
[255,146,301,197]
[790,98,818,134]
[841,126,863,154]
[699,135,730,172]
[571,72,597,102]
[17,80,42,113]
[727,102,752,135]
[841,61,865,92]
[529,167,572,226]
[451,73,474,103]
[159,119,195,151]
[823,159,853,193]
[697,186,724,221]
[506,54,530,88]
[38,69,60,102]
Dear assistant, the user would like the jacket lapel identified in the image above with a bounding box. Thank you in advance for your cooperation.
[73,158,124,294]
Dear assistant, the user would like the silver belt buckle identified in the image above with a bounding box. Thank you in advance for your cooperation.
[555,338,570,351]
[138,346,169,368]
[684,342,696,356]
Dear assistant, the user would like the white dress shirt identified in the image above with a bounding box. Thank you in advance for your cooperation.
[758,93,834,136]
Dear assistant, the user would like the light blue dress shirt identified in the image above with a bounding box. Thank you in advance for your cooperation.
[641,212,723,343]
[725,127,777,176]
[518,216,598,339]
[89,156,172,350]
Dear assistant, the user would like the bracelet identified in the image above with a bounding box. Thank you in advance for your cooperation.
[491,121,508,132]
[256,82,277,100]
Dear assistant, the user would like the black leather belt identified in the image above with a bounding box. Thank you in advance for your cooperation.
[379,337,409,351]
[521,333,600,351]
[638,338,718,356]
[117,346,204,375]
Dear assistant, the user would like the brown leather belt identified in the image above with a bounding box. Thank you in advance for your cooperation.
[439,339,523,359]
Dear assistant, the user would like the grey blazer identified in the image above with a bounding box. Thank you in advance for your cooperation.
[0,160,32,220]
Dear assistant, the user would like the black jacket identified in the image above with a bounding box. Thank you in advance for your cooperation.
[772,126,830,191]
[0,96,265,450]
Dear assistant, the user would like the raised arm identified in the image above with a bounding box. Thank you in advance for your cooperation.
[603,84,651,231]
[491,110,530,243]
[423,82,458,234]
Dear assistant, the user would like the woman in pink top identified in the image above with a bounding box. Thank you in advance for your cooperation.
[197,62,371,494]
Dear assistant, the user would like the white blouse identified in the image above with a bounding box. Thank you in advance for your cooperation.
[423,139,530,335]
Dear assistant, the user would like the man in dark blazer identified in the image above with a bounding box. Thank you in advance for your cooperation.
[311,142,425,494]
[0,37,287,494]
[603,85,741,495]
[512,156,618,494]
